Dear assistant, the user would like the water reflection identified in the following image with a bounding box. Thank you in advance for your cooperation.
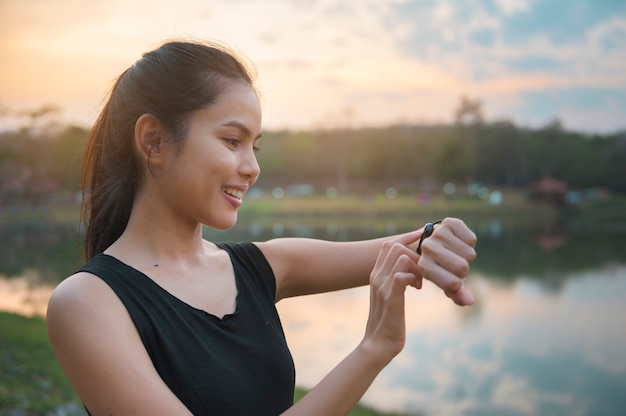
[2,219,626,415]
[0,224,82,284]
[0,271,55,316]
[278,267,626,415]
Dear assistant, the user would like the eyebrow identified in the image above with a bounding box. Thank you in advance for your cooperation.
[221,120,262,140]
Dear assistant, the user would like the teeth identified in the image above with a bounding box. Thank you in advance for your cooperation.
[223,187,244,200]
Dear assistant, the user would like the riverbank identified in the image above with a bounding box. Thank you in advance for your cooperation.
[1,189,562,225]
[4,189,624,230]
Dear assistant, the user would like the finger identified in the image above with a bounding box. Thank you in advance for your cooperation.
[420,241,471,279]
[369,256,415,322]
[394,229,422,248]
[418,250,475,305]
[372,231,421,274]
[391,271,418,297]
[447,283,475,306]
[380,270,418,328]
[442,217,477,247]
[371,238,403,277]
[426,228,476,263]
[418,250,468,293]
[409,275,423,290]
[371,253,419,304]
[382,251,418,285]
[374,239,420,275]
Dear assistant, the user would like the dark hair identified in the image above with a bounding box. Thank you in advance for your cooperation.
[81,40,255,260]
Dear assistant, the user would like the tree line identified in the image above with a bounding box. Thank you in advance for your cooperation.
[254,120,626,196]
[1,101,625,206]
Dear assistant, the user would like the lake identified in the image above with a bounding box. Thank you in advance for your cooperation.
[1,216,625,415]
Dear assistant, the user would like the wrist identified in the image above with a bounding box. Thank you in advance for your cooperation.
[357,337,401,370]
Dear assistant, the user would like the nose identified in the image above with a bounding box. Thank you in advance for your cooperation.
[239,147,261,183]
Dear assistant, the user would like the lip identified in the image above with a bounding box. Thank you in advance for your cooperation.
[223,191,243,208]
[222,185,248,208]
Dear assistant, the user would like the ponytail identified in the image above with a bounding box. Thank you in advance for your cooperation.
[80,40,255,260]
[80,72,139,260]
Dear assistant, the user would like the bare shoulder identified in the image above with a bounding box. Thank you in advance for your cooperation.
[255,238,310,276]
[47,271,124,329]
[46,270,137,378]
[46,271,192,414]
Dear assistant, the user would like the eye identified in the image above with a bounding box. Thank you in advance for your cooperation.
[253,138,262,153]
[223,138,240,149]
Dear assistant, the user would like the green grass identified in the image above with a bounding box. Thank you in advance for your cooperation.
[9,189,623,229]
[4,190,625,228]
[0,312,83,415]
[0,203,80,225]
[236,190,562,231]
[240,189,548,217]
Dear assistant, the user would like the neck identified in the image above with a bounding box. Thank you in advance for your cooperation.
[105,189,208,265]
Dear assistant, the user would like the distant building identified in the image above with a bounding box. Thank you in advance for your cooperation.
[528,176,569,207]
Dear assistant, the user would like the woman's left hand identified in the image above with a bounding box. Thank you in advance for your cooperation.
[415,217,477,306]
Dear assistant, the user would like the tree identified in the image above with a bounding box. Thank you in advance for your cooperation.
[454,95,484,126]
[452,95,484,182]
[18,104,62,136]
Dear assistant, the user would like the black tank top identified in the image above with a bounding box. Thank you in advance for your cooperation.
[78,242,295,415]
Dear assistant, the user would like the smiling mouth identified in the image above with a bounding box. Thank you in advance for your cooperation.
[223,187,244,200]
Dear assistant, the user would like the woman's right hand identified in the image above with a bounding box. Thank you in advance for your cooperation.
[362,231,422,361]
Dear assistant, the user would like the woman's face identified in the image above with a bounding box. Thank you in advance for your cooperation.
[156,82,262,230]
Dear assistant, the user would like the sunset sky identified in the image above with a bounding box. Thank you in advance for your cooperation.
[1,0,625,133]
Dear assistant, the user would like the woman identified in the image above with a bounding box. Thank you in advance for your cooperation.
[46,39,477,415]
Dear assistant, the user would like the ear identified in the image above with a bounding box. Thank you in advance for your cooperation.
[134,113,167,168]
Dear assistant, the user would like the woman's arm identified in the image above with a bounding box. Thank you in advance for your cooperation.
[277,220,477,415]
[259,217,477,304]
[258,235,389,299]
[282,232,448,415]
[46,273,194,416]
